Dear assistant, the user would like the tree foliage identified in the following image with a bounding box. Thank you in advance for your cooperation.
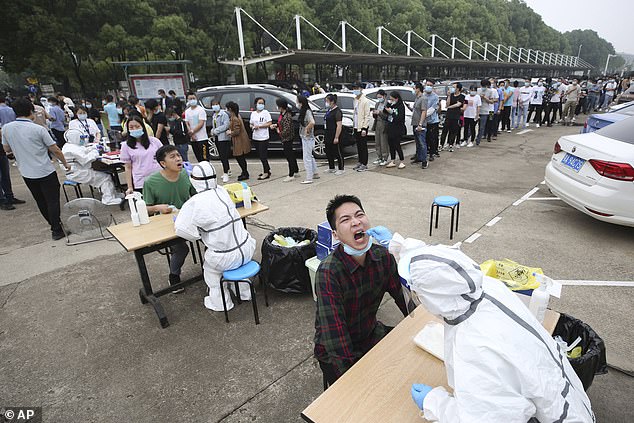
[0,0,624,94]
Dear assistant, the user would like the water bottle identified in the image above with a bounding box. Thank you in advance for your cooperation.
[528,274,551,324]
[126,194,141,227]
[241,182,252,209]
[136,196,150,224]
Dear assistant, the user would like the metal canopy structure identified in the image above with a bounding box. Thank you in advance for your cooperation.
[219,8,593,82]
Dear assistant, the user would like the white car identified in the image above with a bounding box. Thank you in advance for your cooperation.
[545,116,634,226]
[309,92,413,137]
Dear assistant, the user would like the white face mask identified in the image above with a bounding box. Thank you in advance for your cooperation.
[77,113,87,121]
[187,99,197,107]
[86,104,92,109]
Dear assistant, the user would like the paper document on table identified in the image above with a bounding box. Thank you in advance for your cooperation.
[413,321,445,361]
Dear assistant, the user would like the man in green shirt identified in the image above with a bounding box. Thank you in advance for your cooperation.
[143,145,197,291]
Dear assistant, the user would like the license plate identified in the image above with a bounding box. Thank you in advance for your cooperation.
[561,153,586,172]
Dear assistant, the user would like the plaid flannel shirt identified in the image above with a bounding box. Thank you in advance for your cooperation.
[313,243,408,377]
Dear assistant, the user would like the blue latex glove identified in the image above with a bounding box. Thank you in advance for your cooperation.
[366,226,393,246]
[411,383,433,410]
[182,161,193,175]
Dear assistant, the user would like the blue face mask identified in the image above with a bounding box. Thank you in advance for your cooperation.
[342,237,373,256]
[129,129,144,138]
[212,104,220,112]
[353,89,361,96]
[256,103,265,111]
[425,86,433,93]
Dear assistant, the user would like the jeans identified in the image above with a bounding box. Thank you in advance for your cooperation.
[217,140,231,174]
[300,134,318,181]
[517,104,529,128]
[0,154,14,204]
[254,140,271,174]
[587,94,599,111]
[476,114,488,143]
[168,240,189,276]
[511,106,519,129]
[374,122,388,161]
[355,130,368,166]
[23,171,62,233]
[463,117,477,142]
[282,141,299,177]
[325,141,344,170]
[175,143,189,162]
[414,127,427,162]
[191,139,209,162]
[601,94,613,109]
[425,122,439,156]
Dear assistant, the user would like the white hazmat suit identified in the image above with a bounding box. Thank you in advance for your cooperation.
[394,237,595,423]
[62,129,121,205]
[174,161,256,311]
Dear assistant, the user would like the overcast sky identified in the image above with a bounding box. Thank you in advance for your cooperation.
[523,0,632,55]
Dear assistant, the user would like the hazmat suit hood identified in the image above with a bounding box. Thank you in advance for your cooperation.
[64,128,85,146]
[397,240,483,322]
[190,161,217,192]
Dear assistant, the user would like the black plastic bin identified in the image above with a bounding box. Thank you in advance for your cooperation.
[261,227,317,294]
[553,313,608,391]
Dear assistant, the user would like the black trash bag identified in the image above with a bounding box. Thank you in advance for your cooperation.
[553,313,608,391]
[261,227,317,294]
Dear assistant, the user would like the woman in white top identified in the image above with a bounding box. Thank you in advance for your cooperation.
[249,97,272,180]
[68,106,101,144]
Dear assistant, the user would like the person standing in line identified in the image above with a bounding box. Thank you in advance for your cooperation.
[103,95,122,131]
[485,79,499,142]
[601,78,617,110]
[444,83,465,152]
[68,105,101,144]
[165,107,190,161]
[550,79,564,123]
[411,83,428,169]
[157,89,173,112]
[476,79,493,145]
[383,91,407,169]
[184,92,209,163]
[501,80,513,133]
[462,86,480,148]
[47,97,67,147]
[527,80,545,128]
[128,95,146,119]
[0,96,25,211]
[249,97,273,180]
[323,94,344,175]
[371,90,389,166]
[120,115,163,195]
[586,79,600,113]
[144,99,168,146]
[424,80,440,161]
[540,78,554,127]
[168,90,183,116]
[517,79,533,130]
[510,81,521,130]
[351,81,371,172]
[562,79,581,126]
[492,80,505,137]
[225,101,250,181]
[209,99,231,182]
[296,95,320,184]
[2,98,70,239]
[272,98,299,182]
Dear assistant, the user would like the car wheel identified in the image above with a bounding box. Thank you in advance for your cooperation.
[313,130,327,159]
[207,139,220,160]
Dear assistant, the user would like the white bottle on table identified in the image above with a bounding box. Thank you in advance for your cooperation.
[136,196,150,224]
[528,274,551,324]
[241,182,252,209]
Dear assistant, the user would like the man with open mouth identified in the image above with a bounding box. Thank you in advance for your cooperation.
[313,194,409,388]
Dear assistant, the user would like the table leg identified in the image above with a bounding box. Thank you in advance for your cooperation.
[242,217,247,229]
[134,250,170,328]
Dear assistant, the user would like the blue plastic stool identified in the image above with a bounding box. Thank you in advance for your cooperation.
[429,196,460,240]
[62,180,94,202]
[220,260,268,325]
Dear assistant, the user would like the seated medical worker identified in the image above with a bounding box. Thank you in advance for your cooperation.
[174,161,256,311]
[62,129,122,205]
[313,194,408,387]
[143,145,196,292]
[396,240,595,423]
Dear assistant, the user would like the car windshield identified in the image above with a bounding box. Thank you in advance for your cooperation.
[595,116,634,144]
[434,86,448,96]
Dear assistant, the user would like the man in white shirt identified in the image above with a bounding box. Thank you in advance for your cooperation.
[562,80,581,126]
[602,79,617,110]
[184,92,209,162]
[527,80,545,127]
[517,79,533,129]
[476,79,496,144]
[351,81,371,172]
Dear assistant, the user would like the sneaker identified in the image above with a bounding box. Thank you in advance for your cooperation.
[356,164,368,172]
[385,161,396,168]
[313,174,321,179]
[372,159,381,165]
[455,144,460,149]
[410,156,417,161]
[227,170,232,177]
[379,160,388,166]
[294,173,300,178]
[10,198,25,204]
[282,176,294,182]
[397,162,406,169]
[237,174,249,181]
[467,142,474,148]
[169,273,185,294]
[536,124,540,128]
[422,161,429,169]
[449,146,454,152]
[221,174,230,183]
[433,153,440,158]
[506,130,511,133]
[334,169,345,175]
[487,138,491,142]
[429,155,435,162]
[300,180,313,184]
[412,159,422,164]
[0,203,16,210]
[353,163,361,171]
[326,169,336,174]
[460,141,467,147]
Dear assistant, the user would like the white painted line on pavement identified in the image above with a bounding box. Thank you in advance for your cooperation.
[517,129,533,135]
[559,280,634,287]
[512,199,525,206]
[525,197,562,201]
[452,242,462,248]
[522,187,540,199]
[464,233,481,243]
[540,180,546,185]
[486,216,502,227]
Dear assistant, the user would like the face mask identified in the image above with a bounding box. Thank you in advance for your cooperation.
[376,97,384,102]
[525,82,530,86]
[86,104,92,109]
[129,129,144,138]
[470,91,476,96]
[188,99,197,107]
[324,102,331,109]
[116,108,123,114]
[424,86,433,93]
[573,82,578,85]
[256,103,265,111]
[212,105,220,112]
[449,87,455,94]
[538,82,543,87]
[388,100,395,105]
[342,237,373,256]
[77,113,87,120]
[352,89,361,96]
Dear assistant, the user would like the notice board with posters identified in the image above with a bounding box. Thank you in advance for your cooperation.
[130,74,186,100]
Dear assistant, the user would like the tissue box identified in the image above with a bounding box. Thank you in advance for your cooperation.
[317,221,340,249]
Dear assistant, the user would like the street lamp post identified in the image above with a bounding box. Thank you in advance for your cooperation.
[604,54,617,75]
[576,44,582,66]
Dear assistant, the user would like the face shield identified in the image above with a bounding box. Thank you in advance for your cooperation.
[190,161,217,192]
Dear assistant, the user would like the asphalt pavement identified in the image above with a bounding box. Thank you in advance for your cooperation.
[0,118,632,422]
